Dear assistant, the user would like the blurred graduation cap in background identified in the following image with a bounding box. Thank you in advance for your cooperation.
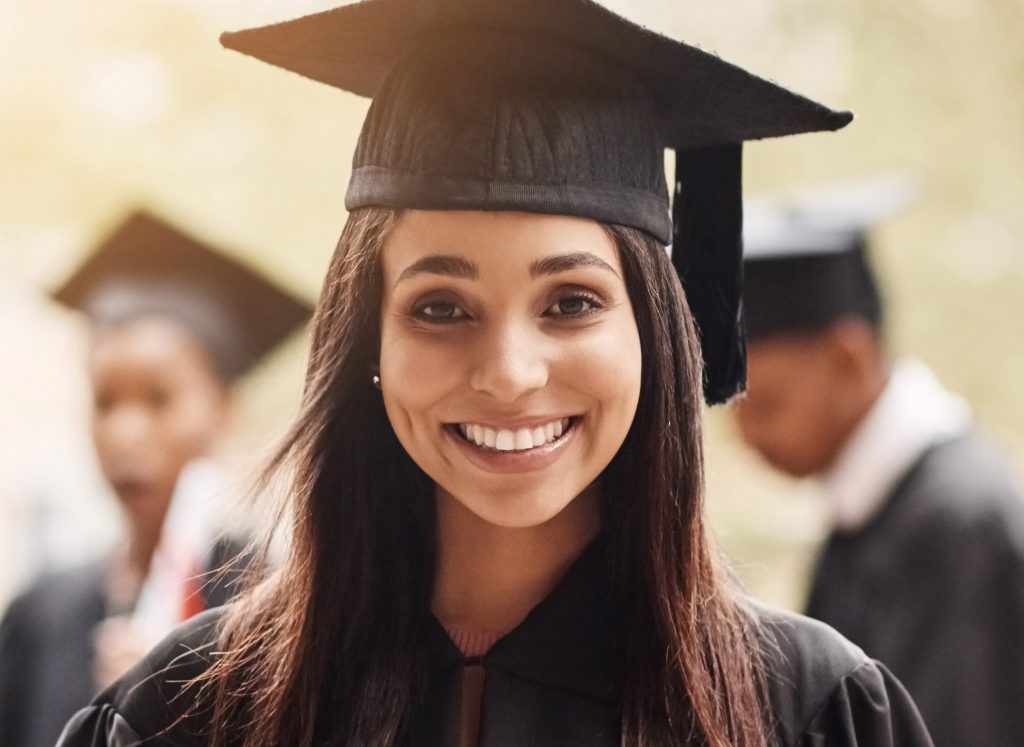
[220,0,854,404]
[742,176,919,341]
[52,211,313,382]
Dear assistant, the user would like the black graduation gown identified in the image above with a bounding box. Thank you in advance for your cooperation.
[0,541,248,747]
[806,433,1024,747]
[57,540,933,746]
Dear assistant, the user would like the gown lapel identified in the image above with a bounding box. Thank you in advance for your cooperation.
[416,538,624,746]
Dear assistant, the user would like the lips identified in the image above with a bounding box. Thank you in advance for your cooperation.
[443,415,580,475]
[453,417,575,452]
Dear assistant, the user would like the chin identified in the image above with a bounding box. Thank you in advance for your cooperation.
[764,451,820,479]
[449,483,581,529]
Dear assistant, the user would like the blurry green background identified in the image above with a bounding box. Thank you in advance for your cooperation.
[1,0,1022,609]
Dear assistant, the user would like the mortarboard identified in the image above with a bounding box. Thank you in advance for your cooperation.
[220,0,854,403]
[52,211,313,382]
[742,176,919,341]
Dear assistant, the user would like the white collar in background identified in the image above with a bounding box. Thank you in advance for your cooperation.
[821,359,972,532]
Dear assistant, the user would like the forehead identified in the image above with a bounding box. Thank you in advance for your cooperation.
[381,210,620,276]
[745,334,831,385]
[90,317,215,374]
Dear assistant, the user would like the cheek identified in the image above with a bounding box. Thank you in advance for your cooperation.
[770,388,837,474]
[737,400,783,460]
[90,415,117,465]
[738,386,825,475]
[734,403,762,447]
[556,318,642,432]
[158,393,225,464]
[379,327,465,424]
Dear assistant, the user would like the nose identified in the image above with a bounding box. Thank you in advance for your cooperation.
[468,322,549,403]
[97,404,153,456]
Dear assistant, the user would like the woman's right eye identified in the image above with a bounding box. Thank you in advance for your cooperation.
[413,301,468,323]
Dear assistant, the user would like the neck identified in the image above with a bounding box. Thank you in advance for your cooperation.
[105,531,159,614]
[829,361,891,471]
[118,507,168,591]
[126,529,160,576]
[431,486,601,637]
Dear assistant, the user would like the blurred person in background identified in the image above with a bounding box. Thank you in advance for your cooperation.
[0,211,311,747]
[734,178,1024,746]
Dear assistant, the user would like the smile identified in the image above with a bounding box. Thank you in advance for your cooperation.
[453,417,575,452]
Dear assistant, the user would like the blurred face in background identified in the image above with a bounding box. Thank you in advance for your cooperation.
[734,322,884,478]
[90,317,230,537]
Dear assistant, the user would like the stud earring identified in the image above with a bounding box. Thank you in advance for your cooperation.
[372,374,381,390]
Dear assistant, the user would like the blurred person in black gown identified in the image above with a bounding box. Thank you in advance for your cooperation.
[734,178,1024,747]
[0,211,311,747]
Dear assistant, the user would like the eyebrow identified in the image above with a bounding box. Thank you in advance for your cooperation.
[530,252,620,279]
[395,255,479,286]
[393,250,620,287]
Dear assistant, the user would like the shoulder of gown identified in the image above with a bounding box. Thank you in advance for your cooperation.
[751,600,934,747]
[0,559,108,747]
[897,433,1024,538]
[55,586,937,746]
[1,559,107,627]
[56,607,225,747]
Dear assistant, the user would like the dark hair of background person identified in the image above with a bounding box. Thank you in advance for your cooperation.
[193,207,770,747]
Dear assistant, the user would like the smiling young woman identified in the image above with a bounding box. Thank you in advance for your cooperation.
[57,1,934,746]
[380,211,642,531]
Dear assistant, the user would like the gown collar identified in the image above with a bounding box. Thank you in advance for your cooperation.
[423,535,623,703]
[821,358,971,532]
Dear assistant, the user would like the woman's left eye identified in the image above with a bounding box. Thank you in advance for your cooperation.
[545,293,603,317]
[412,301,468,323]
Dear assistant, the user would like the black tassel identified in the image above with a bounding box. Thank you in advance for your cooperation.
[671,144,746,405]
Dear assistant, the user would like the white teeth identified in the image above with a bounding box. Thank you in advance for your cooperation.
[458,417,574,451]
[495,430,516,451]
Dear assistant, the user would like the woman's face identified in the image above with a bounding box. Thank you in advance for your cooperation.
[90,317,230,534]
[379,210,642,528]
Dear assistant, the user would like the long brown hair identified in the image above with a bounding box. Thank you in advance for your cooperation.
[200,207,770,747]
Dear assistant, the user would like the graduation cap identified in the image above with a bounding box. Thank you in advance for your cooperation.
[220,0,854,403]
[742,176,919,341]
[52,211,313,382]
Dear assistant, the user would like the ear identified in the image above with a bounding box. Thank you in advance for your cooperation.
[825,318,886,388]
